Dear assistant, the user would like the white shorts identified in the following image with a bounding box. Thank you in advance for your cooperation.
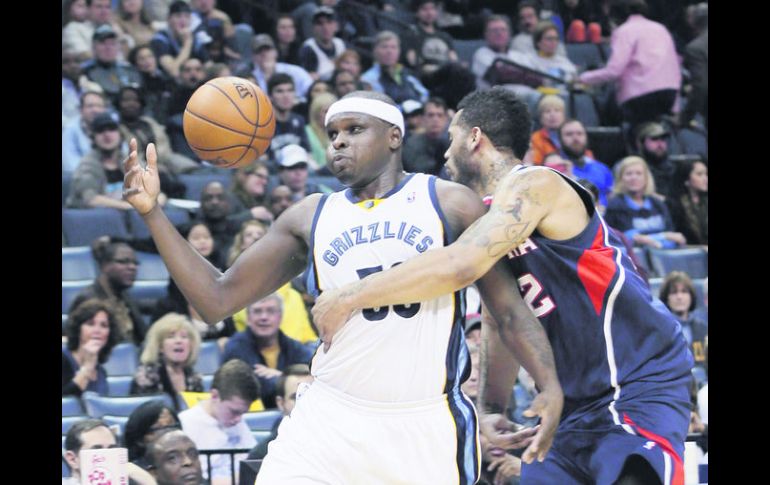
[256,380,480,485]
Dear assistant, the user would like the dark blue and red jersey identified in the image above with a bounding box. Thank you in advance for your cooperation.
[486,166,694,428]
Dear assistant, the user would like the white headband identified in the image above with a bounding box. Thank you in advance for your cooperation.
[324,98,404,135]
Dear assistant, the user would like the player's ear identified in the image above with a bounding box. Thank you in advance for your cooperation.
[388,126,403,150]
[469,127,483,151]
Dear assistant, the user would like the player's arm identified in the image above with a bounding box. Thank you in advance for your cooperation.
[123,139,313,323]
[477,303,520,415]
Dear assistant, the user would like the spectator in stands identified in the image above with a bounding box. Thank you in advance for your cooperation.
[361,31,429,105]
[334,48,364,79]
[604,155,686,249]
[146,429,205,485]
[404,0,459,77]
[292,79,332,121]
[62,0,115,61]
[329,68,359,98]
[131,313,204,410]
[304,92,338,171]
[667,158,708,246]
[542,151,574,177]
[70,237,147,344]
[235,34,313,105]
[530,94,566,165]
[114,0,157,58]
[178,359,260,483]
[274,13,302,66]
[222,294,314,408]
[166,57,206,159]
[634,121,676,197]
[82,25,144,106]
[298,6,347,81]
[401,99,425,140]
[128,44,175,124]
[247,364,313,460]
[63,49,102,132]
[191,0,240,65]
[460,340,480,402]
[151,0,210,79]
[193,182,242,259]
[62,91,108,173]
[471,14,540,109]
[68,113,161,210]
[403,97,450,175]
[659,271,707,372]
[558,119,613,206]
[63,419,157,485]
[512,0,567,57]
[464,313,481,347]
[267,73,312,162]
[276,144,322,201]
[226,162,274,225]
[527,21,577,93]
[226,220,318,345]
[268,185,294,219]
[577,0,681,139]
[62,299,119,397]
[678,3,707,129]
[124,400,182,469]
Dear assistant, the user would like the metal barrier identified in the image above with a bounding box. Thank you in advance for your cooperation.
[198,447,252,485]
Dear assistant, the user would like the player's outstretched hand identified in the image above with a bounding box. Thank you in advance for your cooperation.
[311,287,354,352]
[479,413,538,451]
[123,138,161,216]
[521,387,563,463]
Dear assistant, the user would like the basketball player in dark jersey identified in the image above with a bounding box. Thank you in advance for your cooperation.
[313,86,694,485]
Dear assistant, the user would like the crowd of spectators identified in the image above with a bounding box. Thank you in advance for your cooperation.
[62,0,707,482]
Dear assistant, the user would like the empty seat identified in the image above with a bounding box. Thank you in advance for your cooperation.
[194,341,222,375]
[107,375,135,397]
[201,374,214,392]
[242,410,283,431]
[631,246,652,277]
[692,278,707,309]
[647,277,663,300]
[675,128,707,160]
[251,430,273,446]
[648,248,708,280]
[63,396,85,417]
[62,415,88,435]
[127,280,169,303]
[311,176,345,193]
[62,281,91,314]
[567,91,600,127]
[103,343,139,376]
[691,366,707,388]
[62,208,130,247]
[135,251,170,281]
[565,43,605,71]
[62,246,97,281]
[82,392,174,418]
[63,172,73,207]
[128,207,191,240]
[585,126,627,168]
[453,38,486,65]
[179,173,233,201]
[103,415,130,437]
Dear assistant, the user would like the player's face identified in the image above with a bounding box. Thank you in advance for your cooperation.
[278,375,313,415]
[374,39,400,67]
[485,20,510,51]
[688,162,708,193]
[161,328,192,365]
[326,113,395,188]
[443,113,478,187]
[187,223,214,257]
[247,298,282,339]
[667,283,692,315]
[79,310,110,350]
[540,105,564,130]
[151,431,202,485]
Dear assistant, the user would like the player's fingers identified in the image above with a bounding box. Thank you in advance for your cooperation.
[146,143,158,170]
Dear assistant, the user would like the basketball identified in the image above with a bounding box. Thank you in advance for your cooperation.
[183,76,275,169]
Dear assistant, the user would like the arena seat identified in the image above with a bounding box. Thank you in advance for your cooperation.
[242,410,283,431]
[62,208,130,247]
[179,173,233,201]
[202,374,214,392]
[648,248,708,280]
[631,246,652,277]
[102,414,130,437]
[453,39,486,65]
[62,396,85,417]
[102,343,139,376]
[127,280,169,303]
[107,375,135,397]
[251,430,273,446]
[585,126,627,168]
[62,280,91,313]
[82,392,174,418]
[194,340,223,375]
[128,207,191,240]
[62,246,97,281]
[135,251,170,281]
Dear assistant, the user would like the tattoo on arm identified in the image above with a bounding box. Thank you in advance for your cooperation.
[458,209,532,259]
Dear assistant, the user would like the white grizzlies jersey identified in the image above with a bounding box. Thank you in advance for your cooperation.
[306,173,470,403]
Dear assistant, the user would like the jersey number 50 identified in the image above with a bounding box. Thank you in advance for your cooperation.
[356,264,421,321]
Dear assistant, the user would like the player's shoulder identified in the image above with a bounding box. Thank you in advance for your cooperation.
[432,177,486,232]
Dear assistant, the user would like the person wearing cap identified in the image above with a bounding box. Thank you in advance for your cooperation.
[82,24,143,105]
[150,0,210,78]
[62,0,117,60]
[403,97,450,175]
[68,112,168,210]
[235,33,313,102]
[277,144,322,202]
[63,91,108,173]
[298,5,347,81]
[634,121,676,197]
[401,99,425,140]
[267,73,313,165]
[190,0,239,64]
[403,0,459,77]
[361,30,429,105]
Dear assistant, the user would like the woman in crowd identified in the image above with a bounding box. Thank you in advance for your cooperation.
[528,21,577,93]
[274,13,302,65]
[127,44,174,124]
[529,94,566,165]
[666,158,708,246]
[114,0,157,57]
[227,161,274,224]
[304,92,338,171]
[123,400,182,469]
[62,299,120,396]
[659,271,708,372]
[130,313,204,410]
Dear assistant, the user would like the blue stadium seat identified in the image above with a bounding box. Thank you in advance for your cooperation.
[243,410,283,431]
[63,396,85,417]
[62,208,130,247]
[567,92,600,127]
[82,392,174,418]
[63,172,72,207]
[648,248,708,280]
[565,43,605,71]
[194,341,223,375]
[107,375,135,397]
[103,415,130,437]
[62,281,91,314]
[62,415,88,435]
[179,173,233,201]
[647,277,663,300]
[675,128,707,160]
[691,366,707,388]
[692,278,707,309]
[631,246,652,277]
[135,251,170,281]
[62,314,68,334]
[453,39,486,65]
[127,280,169,303]
[128,207,191,240]
[252,430,273,446]
[201,374,214,391]
[102,343,139,376]
[62,246,98,281]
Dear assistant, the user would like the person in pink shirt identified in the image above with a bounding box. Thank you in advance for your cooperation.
[577,0,680,137]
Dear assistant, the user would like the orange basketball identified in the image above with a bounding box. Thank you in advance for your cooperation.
[183,76,275,168]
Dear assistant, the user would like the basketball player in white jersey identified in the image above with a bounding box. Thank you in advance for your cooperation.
[121,90,561,484]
